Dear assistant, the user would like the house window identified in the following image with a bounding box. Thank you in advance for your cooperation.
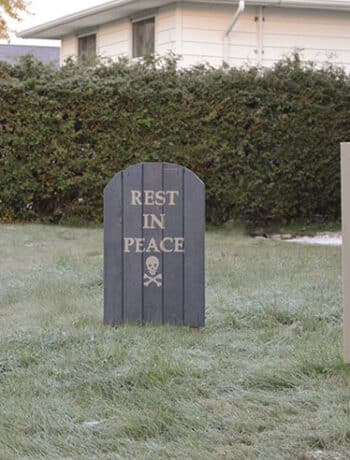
[132,18,155,58]
[78,34,96,65]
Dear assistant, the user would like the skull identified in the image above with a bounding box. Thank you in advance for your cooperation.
[146,256,159,276]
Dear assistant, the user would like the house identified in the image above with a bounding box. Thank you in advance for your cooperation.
[17,0,350,70]
[0,44,60,66]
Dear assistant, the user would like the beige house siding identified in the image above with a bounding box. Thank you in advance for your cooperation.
[60,35,78,65]
[97,19,130,59]
[60,4,350,70]
[179,4,350,69]
[156,5,177,55]
[179,5,257,68]
[263,7,350,69]
[61,5,177,63]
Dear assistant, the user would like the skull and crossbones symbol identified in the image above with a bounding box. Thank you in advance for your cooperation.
[144,256,162,287]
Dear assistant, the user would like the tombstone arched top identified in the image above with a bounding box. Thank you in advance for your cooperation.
[104,162,204,195]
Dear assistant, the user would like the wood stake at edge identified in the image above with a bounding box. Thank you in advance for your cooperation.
[341,143,350,363]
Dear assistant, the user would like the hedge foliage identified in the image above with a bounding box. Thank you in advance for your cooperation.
[0,55,349,225]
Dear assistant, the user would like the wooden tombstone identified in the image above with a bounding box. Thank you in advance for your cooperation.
[104,162,205,327]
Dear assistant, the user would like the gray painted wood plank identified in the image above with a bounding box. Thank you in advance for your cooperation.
[123,164,143,323]
[104,172,123,325]
[163,164,184,325]
[142,162,164,324]
[184,168,205,327]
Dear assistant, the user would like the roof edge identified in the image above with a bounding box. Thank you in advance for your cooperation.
[18,0,134,39]
[17,0,350,39]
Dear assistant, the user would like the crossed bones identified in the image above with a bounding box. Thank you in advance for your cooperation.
[144,273,162,287]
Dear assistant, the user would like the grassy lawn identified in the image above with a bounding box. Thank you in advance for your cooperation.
[0,225,349,459]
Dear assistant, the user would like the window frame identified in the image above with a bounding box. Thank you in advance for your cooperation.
[131,16,156,59]
[78,33,97,65]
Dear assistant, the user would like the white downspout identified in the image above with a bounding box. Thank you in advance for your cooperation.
[223,0,245,64]
[258,6,265,67]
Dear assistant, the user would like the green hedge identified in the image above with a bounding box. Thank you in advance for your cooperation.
[0,55,349,225]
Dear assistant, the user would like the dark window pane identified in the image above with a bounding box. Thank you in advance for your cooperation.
[133,18,155,58]
[79,34,96,65]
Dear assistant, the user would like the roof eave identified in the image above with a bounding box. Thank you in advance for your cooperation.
[17,0,350,40]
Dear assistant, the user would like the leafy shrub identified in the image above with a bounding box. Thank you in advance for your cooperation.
[0,54,348,225]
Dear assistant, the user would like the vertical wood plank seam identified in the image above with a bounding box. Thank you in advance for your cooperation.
[203,180,205,326]
[183,167,186,325]
[141,163,145,324]
[162,162,165,324]
[121,171,124,323]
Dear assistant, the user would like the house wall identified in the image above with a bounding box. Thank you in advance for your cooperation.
[61,5,177,63]
[178,4,350,70]
[262,7,350,70]
[178,5,257,68]
[97,18,130,59]
[60,3,350,70]
[60,35,78,64]
[60,20,130,63]
[156,5,177,55]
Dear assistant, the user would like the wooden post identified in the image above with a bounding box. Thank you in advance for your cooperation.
[341,143,350,363]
